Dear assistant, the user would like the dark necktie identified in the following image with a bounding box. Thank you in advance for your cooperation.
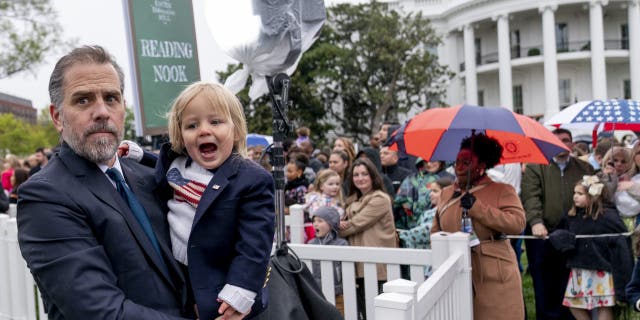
[106,167,167,272]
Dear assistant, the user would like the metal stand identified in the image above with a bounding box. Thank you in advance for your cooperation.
[266,73,292,252]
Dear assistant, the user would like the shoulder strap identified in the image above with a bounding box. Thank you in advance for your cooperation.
[436,182,492,227]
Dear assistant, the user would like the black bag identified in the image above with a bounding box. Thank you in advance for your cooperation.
[252,246,343,320]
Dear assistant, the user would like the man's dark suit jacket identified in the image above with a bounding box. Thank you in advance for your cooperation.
[17,143,191,319]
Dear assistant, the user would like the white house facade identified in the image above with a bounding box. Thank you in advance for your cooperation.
[388,0,640,120]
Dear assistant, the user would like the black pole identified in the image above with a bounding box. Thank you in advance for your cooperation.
[462,130,476,227]
[266,73,291,252]
[465,129,476,192]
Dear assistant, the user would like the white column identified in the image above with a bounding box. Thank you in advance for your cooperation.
[445,33,463,105]
[463,25,478,105]
[539,4,560,119]
[630,0,640,99]
[493,13,513,110]
[590,0,608,99]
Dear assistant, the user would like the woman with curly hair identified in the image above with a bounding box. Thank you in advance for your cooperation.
[432,133,526,319]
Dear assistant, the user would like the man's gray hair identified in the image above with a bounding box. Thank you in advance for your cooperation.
[48,45,125,109]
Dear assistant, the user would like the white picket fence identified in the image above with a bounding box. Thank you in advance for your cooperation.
[374,232,473,320]
[0,205,47,320]
[0,204,472,320]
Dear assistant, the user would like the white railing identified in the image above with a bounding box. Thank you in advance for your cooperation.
[283,205,472,320]
[286,243,431,320]
[0,212,46,320]
[374,232,473,320]
[7,204,16,218]
[1,204,471,320]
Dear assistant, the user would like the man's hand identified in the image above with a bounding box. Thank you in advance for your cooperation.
[217,300,248,320]
[531,223,548,238]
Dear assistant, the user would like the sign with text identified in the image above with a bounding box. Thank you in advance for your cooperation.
[123,0,200,135]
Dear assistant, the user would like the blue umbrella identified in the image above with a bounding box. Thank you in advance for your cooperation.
[247,133,273,147]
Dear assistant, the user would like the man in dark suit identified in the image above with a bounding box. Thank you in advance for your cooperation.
[17,45,192,319]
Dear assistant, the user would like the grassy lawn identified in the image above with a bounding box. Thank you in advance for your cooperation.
[521,252,535,320]
[519,245,640,320]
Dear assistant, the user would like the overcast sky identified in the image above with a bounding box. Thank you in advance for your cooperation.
[0,0,369,111]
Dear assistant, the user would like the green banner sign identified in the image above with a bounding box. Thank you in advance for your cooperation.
[123,0,200,135]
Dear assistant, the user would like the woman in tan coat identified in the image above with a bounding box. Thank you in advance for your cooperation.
[432,133,526,320]
[339,157,397,320]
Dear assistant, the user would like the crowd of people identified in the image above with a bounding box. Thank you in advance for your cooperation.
[271,124,640,319]
[6,43,640,320]
[0,148,51,209]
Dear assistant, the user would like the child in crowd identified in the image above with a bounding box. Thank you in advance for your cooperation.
[304,169,344,242]
[398,177,452,278]
[398,177,452,249]
[549,175,633,320]
[288,147,316,184]
[309,206,349,316]
[285,154,310,208]
[305,169,345,218]
[394,158,454,232]
[285,154,311,240]
[157,82,275,319]
[296,126,310,147]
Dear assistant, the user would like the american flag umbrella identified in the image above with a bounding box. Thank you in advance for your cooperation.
[544,99,640,131]
[390,104,569,165]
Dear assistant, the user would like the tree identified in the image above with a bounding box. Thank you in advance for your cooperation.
[0,113,57,157]
[217,1,452,145]
[315,1,452,143]
[0,0,71,77]
[0,106,139,157]
[124,107,136,141]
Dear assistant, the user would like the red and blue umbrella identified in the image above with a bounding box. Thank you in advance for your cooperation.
[544,99,640,131]
[390,104,569,165]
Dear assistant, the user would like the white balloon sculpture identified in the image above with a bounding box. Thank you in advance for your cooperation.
[205,0,326,100]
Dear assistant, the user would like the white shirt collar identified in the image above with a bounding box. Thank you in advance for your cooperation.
[99,157,124,174]
[100,157,125,188]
